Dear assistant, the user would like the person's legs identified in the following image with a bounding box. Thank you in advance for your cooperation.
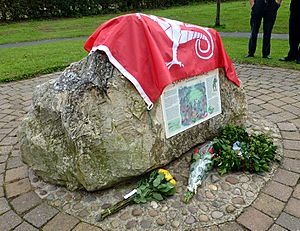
[247,5,263,56]
[292,12,300,63]
[295,33,300,64]
[262,3,278,57]
[297,45,300,63]
[281,0,300,63]
[287,11,298,60]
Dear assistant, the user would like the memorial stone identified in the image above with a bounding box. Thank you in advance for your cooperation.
[19,51,247,191]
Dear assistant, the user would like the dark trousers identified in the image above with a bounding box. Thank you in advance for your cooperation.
[287,0,300,61]
[248,0,279,56]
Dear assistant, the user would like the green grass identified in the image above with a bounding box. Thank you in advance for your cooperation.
[0,0,290,44]
[0,37,298,83]
[223,38,300,70]
[0,14,116,45]
[0,40,86,82]
[0,0,297,83]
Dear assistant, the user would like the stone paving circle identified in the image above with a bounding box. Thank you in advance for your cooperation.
[0,64,300,231]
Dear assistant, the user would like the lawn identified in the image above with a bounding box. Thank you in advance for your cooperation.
[0,40,86,82]
[0,0,298,83]
[223,38,299,70]
[0,37,298,83]
[0,1,290,44]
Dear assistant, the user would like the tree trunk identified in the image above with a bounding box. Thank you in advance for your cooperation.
[215,0,221,27]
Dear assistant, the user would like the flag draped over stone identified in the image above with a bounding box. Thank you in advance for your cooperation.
[84,13,240,109]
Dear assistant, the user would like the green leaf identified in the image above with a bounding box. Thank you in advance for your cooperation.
[253,154,259,159]
[157,183,169,191]
[140,197,147,203]
[133,197,141,203]
[136,188,142,195]
[262,164,269,171]
[183,190,194,203]
[219,168,227,175]
[152,192,164,201]
[165,187,176,196]
[153,173,164,187]
[157,182,175,193]
[192,154,201,163]
[148,170,158,183]
[138,184,147,191]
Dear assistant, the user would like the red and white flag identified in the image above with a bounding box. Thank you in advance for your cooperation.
[84,13,240,109]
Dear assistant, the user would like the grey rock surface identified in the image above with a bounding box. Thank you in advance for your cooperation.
[19,51,248,191]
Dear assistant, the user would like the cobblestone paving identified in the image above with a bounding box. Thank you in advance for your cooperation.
[0,64,299,231]
[27,113,283,231]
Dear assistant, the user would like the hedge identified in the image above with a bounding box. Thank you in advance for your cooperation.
[0,0,208,22]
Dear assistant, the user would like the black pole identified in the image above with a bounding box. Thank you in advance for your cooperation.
[215,0,221,27]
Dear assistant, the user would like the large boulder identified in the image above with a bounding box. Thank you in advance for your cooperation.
[19,51,248,191]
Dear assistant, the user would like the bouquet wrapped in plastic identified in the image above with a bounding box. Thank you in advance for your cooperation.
[184,142,215,203]
[99,169,176,220]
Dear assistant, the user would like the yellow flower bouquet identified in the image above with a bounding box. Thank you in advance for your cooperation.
[99,168,176,220]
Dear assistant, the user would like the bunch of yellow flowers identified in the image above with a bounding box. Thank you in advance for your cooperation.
[99,168,176,220]
[158,169,176,185]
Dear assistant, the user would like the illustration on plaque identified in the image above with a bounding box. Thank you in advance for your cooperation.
[161,69,221,138]
[179,82,208,126]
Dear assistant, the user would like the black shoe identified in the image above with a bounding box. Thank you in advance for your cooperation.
[245,54,254,58]
[262,55,271,59]
[296,60,300,64]
[279,56,295,62]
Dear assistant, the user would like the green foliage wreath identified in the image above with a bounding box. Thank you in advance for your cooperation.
[212,125,277,175]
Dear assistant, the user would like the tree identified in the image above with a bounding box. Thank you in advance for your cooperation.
[215,0,221,27]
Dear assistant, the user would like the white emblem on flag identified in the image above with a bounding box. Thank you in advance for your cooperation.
[137,13,214,69]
